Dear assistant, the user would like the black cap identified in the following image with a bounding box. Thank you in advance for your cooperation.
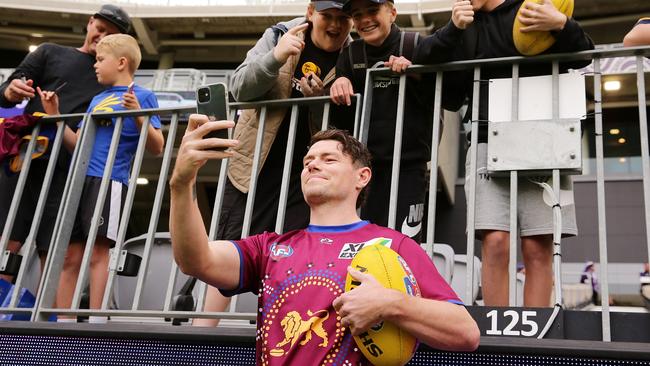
[312,0,347,11]
[94,4,131,33]
[342,0,393,12]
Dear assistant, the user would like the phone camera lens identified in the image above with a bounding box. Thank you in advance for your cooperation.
[198,88,210,103]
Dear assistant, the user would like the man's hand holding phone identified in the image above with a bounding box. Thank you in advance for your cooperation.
[171,114,239,187]
[196,83,230,150]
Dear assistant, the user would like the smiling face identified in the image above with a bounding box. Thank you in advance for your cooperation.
[301,139,370,207]
[83,16,121,55]
[348,0,396,47]
[307,6,353,52]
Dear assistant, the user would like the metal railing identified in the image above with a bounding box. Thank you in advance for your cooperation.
[0,95,360,325]
[362,45,650,342]
[1,46,650,345]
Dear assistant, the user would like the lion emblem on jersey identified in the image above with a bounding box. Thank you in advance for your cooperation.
[270,309,329,356]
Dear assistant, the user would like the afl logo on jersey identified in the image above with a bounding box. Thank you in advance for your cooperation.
[301,61,321,77]
[270,243,294,261]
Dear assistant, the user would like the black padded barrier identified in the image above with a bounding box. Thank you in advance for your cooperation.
[0,323,649,365]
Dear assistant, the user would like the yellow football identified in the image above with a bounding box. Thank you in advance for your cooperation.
[345,244,421,366]
[512,0,574,56]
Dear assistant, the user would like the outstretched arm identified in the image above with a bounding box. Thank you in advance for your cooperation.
[333,267,480,352]
[624,21,650,47]
[413,0,470,64]
[169,114,241,289]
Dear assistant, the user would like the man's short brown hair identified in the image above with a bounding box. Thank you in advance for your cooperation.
[309,129,372,208]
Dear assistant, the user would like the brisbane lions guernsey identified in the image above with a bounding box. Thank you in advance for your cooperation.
[221,221,462,366]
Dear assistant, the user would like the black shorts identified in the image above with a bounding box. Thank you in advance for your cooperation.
[361,162,427,243]
[71,177,127,243]
[0,159,68,251]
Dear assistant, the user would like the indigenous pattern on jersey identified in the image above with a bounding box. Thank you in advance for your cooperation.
[79,85,161,185]
[222,221,462,366]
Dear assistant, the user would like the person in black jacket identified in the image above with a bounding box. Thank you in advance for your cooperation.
[0,5,131,281]
[329,0,470,243]
[416,0,594,307]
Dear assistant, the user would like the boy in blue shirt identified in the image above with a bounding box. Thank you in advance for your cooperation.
[39,33,164,322]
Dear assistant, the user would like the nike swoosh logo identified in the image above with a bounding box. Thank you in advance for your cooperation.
[401,217,422,238]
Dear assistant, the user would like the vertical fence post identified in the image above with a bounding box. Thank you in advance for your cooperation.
[594,57,612,341]
[241,107,267,238]
[388,74,407,230]
[275,105,299,233]
[465,66,481,305]
[426,71,443,258]
[508,63,519,307]
[636,55,650,298]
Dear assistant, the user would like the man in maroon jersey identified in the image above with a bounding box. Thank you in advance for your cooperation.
[170,116,479,365]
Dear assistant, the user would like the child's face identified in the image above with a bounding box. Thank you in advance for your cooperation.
[94,49,121,85]
[307,7,352,53]
[348,0,397,47]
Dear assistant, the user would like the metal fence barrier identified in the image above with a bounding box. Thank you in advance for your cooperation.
[1,46,650,346]
[363,45,650,342]
[0,95,360,326]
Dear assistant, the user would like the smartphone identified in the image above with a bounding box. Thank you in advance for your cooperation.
[196,82,229,149]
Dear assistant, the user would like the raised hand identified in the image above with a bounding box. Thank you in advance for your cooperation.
[170,114,238,187]
[122,90,141,110]
[273,23,309,64]
[36,86,60,116]
[452,0,474,30]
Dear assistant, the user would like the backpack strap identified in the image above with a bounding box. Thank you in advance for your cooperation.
[271,23,289,45]
[347,39,367,90]
[399,31,420,60]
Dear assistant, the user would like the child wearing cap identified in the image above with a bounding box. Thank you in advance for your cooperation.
[330,0,470,243]
[38,33,163,323]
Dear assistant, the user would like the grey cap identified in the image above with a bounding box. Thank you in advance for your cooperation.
[94,4,131,33]
[312,0,347,11]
